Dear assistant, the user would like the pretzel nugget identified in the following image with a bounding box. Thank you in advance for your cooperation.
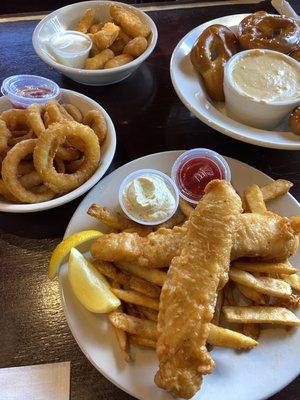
[110,4,151,38]
[123,36,148,57]
[85,49,114,69]
[93,22,120,52]
[76,8,95,34]
[104,54,133,69]
[83,110,107,145]
[109,30,130,55]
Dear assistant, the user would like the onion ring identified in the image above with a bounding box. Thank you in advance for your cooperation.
[83,110,107,145]
[62,104,83,123]
[18,161,35,175]
[0,119,11,155]
[2,139,55,203]
[33,121,100,194]
[8,129,34,146]
[0,179,18,202]
[1,109,28,131]
[27,103,45,137]
[65,157,85,173]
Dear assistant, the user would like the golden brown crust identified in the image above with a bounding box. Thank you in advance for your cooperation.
[238,11,300,54]
[190,24,239,101]
[289,106,300,135]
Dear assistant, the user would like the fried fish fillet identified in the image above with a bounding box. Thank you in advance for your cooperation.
[155,180,242,398]
[90,212,298,268]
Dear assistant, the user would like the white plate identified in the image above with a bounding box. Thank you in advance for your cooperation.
[60,150,300,400]
[0,89,116,212]
[170,14,300,150]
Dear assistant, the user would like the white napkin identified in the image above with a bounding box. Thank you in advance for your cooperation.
[0,362,70,400]
[271,0,300,22]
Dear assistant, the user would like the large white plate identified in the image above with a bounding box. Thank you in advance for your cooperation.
[59,151,300,400]
[170,15,300,150]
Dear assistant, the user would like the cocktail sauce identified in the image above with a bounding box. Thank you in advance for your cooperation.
[177,157,223,201]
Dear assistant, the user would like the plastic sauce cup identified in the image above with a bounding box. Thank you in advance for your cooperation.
[48,30,92,69]
[119,168,179,226]
[1,75,60,108]
[171,148,231,205]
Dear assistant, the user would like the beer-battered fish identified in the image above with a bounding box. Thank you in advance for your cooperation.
[90,212,298,268]
[155,180,242,398]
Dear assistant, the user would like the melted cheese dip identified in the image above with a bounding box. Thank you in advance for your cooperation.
[232,50,300,103]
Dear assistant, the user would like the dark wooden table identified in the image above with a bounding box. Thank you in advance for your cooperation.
[0,1,299,399]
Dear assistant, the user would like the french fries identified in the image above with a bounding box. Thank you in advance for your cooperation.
[110,313,258,349]
[229,269,292,298]
[129,335,156,349]
[232,260,298,275]
[242,323,261,340]
[109,312,157,340]
[88,203,133,230]
[260,179,293,202]
[223,306,300,326]
[179,199,194,218]
[244,184,267,214]
[291,216,300,234]
[138,306,158,322]
[236,284,266,305]
[281,273,300,291]
[116,262,167,286]
[111,288,159,310]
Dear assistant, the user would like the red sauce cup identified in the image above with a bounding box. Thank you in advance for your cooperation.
[171,148,231,204]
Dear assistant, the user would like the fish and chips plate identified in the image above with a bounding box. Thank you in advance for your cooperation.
[52,150,300,400]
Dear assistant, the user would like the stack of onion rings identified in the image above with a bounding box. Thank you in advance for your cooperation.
[0,99,106,204]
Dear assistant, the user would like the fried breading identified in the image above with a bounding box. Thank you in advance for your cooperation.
[90,212,298,268]
[155,180,242,398]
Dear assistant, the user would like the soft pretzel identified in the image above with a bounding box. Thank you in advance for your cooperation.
[238,11,300,54]
[190,24,239,101]
[289,106,300,135]
[290,49,300,62]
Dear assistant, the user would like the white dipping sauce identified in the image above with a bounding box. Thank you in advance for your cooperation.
[51,32,91,53]
[49,30,91,68]
[232,50,300,102]
[123,175,176,222]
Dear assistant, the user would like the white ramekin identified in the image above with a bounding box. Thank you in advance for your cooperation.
[224,49,300,130]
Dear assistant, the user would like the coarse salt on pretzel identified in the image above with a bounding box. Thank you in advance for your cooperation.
[238,11,300,54]
[190,24,239,101]
[289,106,300,135]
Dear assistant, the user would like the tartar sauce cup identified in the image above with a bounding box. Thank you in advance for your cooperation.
[48,30,92,69]
[1,75,60,108]
[118,168,179,226]
[171,148,231,205]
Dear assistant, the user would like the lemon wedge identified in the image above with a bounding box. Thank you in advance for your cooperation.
[68,248,120,313]
[48,230,102,279]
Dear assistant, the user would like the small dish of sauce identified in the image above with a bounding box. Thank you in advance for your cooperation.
[1,75,60,108]
[119,169,179,225]
[171,149,231,204]
[48,30,92,69]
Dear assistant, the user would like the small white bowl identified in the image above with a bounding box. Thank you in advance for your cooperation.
[0,88,116,213]
[118,168,179,226]
[32,1,158,86]
[224,49,300,130]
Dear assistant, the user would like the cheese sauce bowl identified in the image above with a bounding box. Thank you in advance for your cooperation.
[118,169,179,226]
[224,49,300,130]
[32,0,158,86]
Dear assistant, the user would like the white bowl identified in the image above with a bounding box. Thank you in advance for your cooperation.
[0,88,116,213]
[224,49,300,130]
[32,1,158,86]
